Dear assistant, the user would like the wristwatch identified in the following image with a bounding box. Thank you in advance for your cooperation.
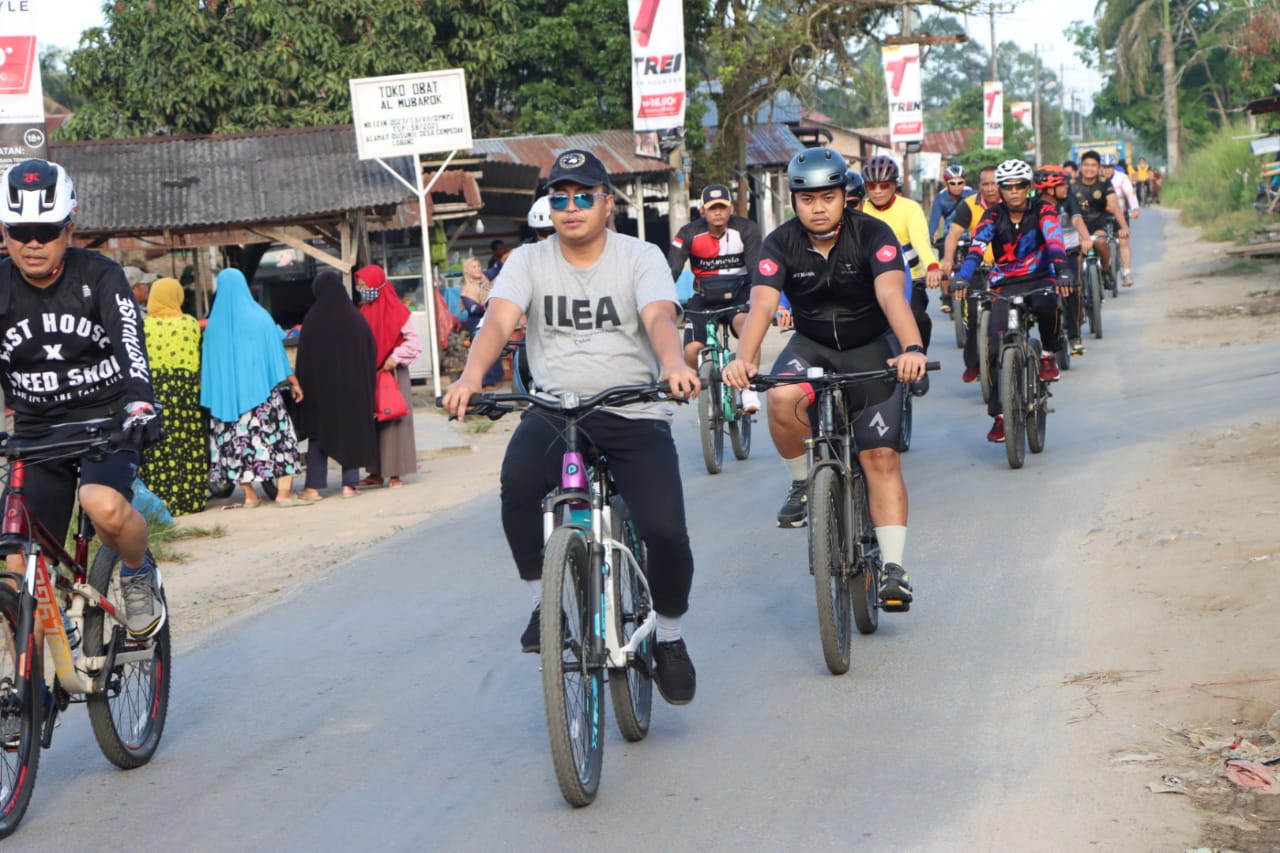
[904,344,925,355]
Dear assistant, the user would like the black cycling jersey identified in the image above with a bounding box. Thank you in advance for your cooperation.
[755,210,904,350]
[1068,178,1116,233]
[0,248,154,423]
[668,214,761,294]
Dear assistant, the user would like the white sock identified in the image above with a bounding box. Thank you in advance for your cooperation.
[528,579,542,607]
[656,613,682,642]
[783,454,808,482]
[876,525,907,568]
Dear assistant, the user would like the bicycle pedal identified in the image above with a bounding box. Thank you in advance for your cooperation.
[880,599,910,613]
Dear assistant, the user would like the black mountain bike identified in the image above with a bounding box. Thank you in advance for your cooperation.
[751,363,938,675]
[977,288,1056,469]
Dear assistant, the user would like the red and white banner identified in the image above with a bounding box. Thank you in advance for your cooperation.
[1010,101,1033,132]
[0,4,48,170]
[983,81,1004,150]
[881,44,923,144]
[628,0,685,159]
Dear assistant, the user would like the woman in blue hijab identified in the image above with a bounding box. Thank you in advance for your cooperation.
[201,268,308,508]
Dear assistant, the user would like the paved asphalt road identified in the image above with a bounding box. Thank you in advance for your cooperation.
[12,209,1280,851]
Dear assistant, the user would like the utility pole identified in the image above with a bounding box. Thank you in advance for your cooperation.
[989,6,998,80]
[1033,44,1043,164]
[901,2,914,199]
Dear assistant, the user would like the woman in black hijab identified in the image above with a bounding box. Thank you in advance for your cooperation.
[294,270,379,500]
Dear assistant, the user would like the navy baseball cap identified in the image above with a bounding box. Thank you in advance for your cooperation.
[701,184,733,208]
[547,149,611,190]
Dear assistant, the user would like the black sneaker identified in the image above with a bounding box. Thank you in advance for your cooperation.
[879,563,913,612]
[520,605,541,653]
[776,480,808,528]
[653,638,696,705]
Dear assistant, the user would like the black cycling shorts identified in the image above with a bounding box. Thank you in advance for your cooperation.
[6,419,139,544]
[682,284,750,347]
[769,332,904,451]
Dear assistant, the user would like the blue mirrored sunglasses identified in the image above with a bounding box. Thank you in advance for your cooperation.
[548,192,609,211]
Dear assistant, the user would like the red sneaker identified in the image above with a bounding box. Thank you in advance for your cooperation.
[962,366,980,383]
[986,415,1005,443]
[1039,353,1060,382]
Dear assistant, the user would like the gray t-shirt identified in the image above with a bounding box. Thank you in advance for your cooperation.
[491,231,679,421]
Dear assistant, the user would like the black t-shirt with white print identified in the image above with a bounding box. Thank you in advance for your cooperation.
[0,248,154,424]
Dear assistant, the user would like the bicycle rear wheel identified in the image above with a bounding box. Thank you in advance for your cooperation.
[85,547,171,769]
[607,497,653,743]
[540,527,603,806]
[1028,376,1048,454]
[0,587,41,839]
[977,307,993,404]
[697,361,724,474]
[849,473,881,636]
[809,468,852,675]
[1086,265,1104,338]
[1001,348,1026,469]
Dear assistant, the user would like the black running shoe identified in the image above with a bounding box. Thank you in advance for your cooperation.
[879,563,913,612]
[776,479,808,528]
[653,638,696,705]
[520,605,541,653]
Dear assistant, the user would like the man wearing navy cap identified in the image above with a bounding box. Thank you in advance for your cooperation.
[443,149,701,705]
[667,183,763,413]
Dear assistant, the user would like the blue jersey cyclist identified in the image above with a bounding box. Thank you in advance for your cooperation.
[723,147,928,612]
[951,159,1073,444]
[0,159,166,641]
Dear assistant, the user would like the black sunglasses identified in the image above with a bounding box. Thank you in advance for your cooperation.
[5,221,68,244]
[999,181,1031,191]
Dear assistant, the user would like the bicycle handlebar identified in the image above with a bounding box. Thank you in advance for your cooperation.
[0,427,126,460]
[437,381,675,421]
[749,361,940,391]
[975,286,1060,304]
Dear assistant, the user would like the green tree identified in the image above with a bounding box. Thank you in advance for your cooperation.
[40,47,85,112]
[62,0,520,139]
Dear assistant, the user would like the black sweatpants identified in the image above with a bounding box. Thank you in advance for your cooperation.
[500,407,694,617]
[910,279,932,352]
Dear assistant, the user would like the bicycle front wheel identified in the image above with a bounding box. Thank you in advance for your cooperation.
[728,391,752,460]
[1086,265,1104,338]
[952,293,966,349]
[540,527,603,806]
[607,497,653,743]
[977,307,993,404]
[809,468,852,675]
[697,361,724,474]
[1001,348,1027,469]
[0,588,41,839]
[85,547,171,769]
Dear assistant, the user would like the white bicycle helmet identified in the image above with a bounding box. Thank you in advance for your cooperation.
[993,159,1033,184]
[527,195,553,230]
[2,159,77,225]
[943,163,967,181]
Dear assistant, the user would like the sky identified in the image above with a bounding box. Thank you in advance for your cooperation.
[39,0,1105,106]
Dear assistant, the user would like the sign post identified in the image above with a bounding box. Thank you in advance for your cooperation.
[350,69,473,399]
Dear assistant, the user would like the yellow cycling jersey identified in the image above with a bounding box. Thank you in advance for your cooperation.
[864,195,937,279]
[957,194,995,264]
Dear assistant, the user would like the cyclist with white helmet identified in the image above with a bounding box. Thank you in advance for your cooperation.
[723,148,927,610]
[1099,153,1139,286]
[667,183,763,412]
[861,154,940,394]
[526,195,554,241]
[952,159,1072,444]
[0,158,166,639]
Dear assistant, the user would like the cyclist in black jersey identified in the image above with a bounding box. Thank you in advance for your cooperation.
[0,159,166,640]
[723,148,927,609]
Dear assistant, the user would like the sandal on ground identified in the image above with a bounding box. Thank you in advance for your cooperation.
[388,477,404,488]
[357,476,384,488]
[274,496,314,508]
[297,490,324,504]
[341,488,362,499]
[221,501,262,511]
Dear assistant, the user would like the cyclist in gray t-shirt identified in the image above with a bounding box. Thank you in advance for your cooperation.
[442,149,701,706]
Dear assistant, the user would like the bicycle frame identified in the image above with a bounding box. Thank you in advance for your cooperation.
[697,308,741,424]
[535,396,657,671]
[0,459,146,703]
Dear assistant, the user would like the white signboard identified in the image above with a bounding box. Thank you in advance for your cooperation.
[628,0,686,159]
[984,81,1004,151]
[0,2,47,170]
[1010,101,1033,132]
[349,69,472,160]
[881,44,924,144]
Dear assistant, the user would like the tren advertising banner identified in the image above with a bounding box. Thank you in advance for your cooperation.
[1010,101,1033,132]
[0,1,48,170]
[881,44,923,144]
[628,0,685,159]
[983,81,1004,150]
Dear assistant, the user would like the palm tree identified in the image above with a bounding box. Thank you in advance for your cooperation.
[1094,0,1180,173]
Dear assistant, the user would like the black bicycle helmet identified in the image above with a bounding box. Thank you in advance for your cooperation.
[862,155,900,185]
[845,169,866,200]
[787,148,848,191]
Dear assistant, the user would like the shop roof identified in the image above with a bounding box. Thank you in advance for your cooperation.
[469,130,672,184]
